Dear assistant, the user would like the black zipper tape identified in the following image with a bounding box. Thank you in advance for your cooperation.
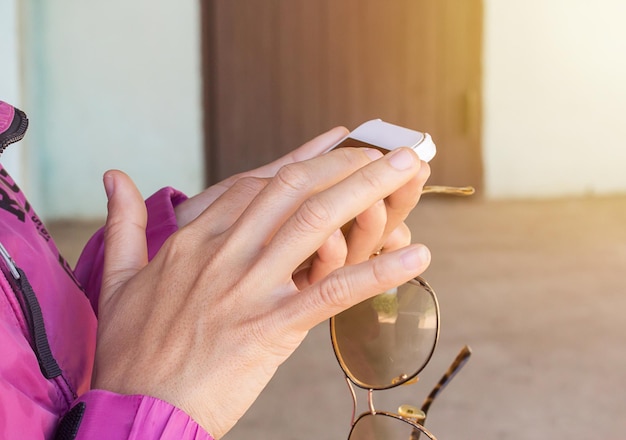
[1,242,62,379]
[14,266,63,379]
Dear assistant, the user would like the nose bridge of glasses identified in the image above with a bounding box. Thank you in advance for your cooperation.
[347,375,425,419]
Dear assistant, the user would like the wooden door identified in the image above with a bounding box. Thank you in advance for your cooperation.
[201,0,483,189]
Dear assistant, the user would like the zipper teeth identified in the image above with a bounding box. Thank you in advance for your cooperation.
[0,133,26,151]
[0,109,29,155]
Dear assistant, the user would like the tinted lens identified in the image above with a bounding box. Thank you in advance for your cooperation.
[349,413,434,440]
[332,278,439,389]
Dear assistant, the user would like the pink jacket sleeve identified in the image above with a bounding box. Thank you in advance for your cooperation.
[64,188,214,440]
[58,391,213,440]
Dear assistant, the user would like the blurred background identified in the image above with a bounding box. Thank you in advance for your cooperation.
[1,1,625,438]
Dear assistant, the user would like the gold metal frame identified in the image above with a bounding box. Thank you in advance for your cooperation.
[331,185,475,439]
[348,410,437,440]
[330,277,440,391]
[342,346,472,440]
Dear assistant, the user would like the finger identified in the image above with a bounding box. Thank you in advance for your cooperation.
[260,148,421,281]
[382,160,431,239]
[101,170,149,304]
[293,228,348,289]
[345,199,387,265]
[229,147,382,257]
[381,222,412,253]
[283,244,431,332]
[175,127,349,226]
[187,176,269,237]
[247,126,350,178]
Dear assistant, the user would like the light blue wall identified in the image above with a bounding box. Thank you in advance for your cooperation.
[0,0,25,185]
[20,0,204,219]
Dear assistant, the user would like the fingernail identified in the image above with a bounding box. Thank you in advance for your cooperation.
[331,228,343,240]
[401,245,430,270]
[363,148,383,161]
[388,148,416,170]
[103,173,115,199]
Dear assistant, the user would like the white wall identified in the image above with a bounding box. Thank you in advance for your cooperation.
[0,0,24,185]
[20,0,203,219]
[483,0,626,198]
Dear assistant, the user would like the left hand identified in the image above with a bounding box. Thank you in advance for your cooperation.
[94,144,431,439]
[173,127,350,227]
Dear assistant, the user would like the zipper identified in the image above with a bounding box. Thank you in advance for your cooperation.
[0,242,63,379]
[0,105,77,403]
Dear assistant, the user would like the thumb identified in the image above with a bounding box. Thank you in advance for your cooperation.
[101,170,148,304]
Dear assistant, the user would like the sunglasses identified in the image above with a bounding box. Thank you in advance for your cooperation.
[330,185,474,440]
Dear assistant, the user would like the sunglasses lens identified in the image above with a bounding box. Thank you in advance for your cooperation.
[349,413,432,440]
[332,278,438,389]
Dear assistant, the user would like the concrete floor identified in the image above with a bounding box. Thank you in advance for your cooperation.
[49,195,626,440]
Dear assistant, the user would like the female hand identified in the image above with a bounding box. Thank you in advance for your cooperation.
[173,127,350,227]
[175,127,429,283]
[93,144,431,439]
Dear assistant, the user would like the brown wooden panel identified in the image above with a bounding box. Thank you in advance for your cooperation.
[205,1,281,180]
[432,0,484,187]
[275,1,327,149]
[204,0,483,189]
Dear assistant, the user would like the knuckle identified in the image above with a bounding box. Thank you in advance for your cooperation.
[160,236,182,262]
[102,221,122,243]
[216,171,248,192]
[293,196,334,233]
[233,176,268,195]
[318,272,353,309]
[160,231,192,264]
[103,218,144,246]
[274,162,312,194]
[332,147,373,171]
[370,257,394,288]
[334,146,358,163]
[358,166,385,192]
[386,192,418,214]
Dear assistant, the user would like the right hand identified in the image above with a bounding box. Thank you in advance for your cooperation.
[93,143,431,439]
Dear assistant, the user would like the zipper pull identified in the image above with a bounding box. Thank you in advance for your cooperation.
[0,242,21,280]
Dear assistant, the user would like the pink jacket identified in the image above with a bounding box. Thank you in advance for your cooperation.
[0,100,213,439]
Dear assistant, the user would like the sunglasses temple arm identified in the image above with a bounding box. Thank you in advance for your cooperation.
[422,185,475,196]
[409,425,437,440]
[420,345,472,416]
[407,347,472,440]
